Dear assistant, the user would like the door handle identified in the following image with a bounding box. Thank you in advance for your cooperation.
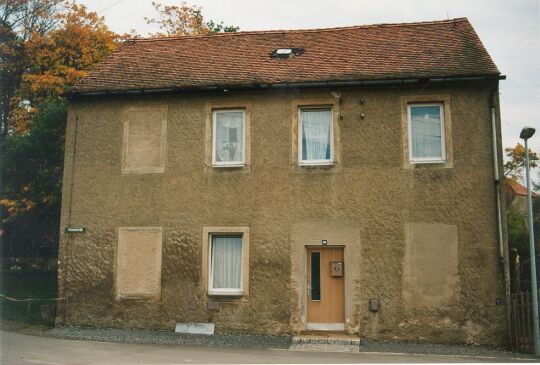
[307,284,311,296]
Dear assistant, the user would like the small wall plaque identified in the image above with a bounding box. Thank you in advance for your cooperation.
[65,227,85,233]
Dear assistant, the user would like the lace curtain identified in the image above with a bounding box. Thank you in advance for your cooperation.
[215,111,243,163]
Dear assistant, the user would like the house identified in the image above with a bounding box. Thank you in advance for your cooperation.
[57,18,509,345]
[505,179,537,214]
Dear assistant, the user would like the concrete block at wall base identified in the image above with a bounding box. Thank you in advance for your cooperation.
[175,322,215,335]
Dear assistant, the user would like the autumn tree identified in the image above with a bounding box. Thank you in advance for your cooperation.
[13,2,118,130]
[1,1,120,257]
[504,143,539,183]
[144,1,239,37]
[1,0,63,137]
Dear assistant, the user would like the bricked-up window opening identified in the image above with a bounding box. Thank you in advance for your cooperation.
[122,106,167,174]
[116,227,162,300]
[311,251,321,301]
[407,103,446,163]
[209,236,243,295]
[212,110,245,166]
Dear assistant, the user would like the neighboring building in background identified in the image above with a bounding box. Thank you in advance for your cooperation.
[505,180,537,214]
[56,18,509,346]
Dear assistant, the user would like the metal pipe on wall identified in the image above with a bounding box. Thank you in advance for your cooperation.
[491,106,504,261]
[490,88,512,349]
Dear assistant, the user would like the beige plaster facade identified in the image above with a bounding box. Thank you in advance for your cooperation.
[57,82,508,345]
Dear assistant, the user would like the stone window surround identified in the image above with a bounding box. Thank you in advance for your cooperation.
[204,102,251,173]
[201,226,250,300]
[401,94,453,169]
[211,109,246,167]
[291,98,341,173]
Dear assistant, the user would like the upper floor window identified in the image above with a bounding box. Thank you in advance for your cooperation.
[299,107,334,165]
[212,109,245,166]
[407,103,446,163]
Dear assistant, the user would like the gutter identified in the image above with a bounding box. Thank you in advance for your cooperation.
[67,75,506,99]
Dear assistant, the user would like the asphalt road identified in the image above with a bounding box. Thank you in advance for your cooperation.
[0,330,536,364]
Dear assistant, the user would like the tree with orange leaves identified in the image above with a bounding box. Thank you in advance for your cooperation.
[145,1,239,37]
[1,1,120,258]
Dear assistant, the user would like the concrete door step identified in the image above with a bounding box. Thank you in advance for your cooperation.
[290,333,360,351]
[292,332,360,345]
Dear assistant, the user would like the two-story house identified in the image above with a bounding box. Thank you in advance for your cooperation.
[57,18,509,345]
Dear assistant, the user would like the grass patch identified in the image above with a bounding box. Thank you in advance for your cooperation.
[1,270,58,326]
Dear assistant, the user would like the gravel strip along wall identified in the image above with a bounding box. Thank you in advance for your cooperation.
[47,326,292,349]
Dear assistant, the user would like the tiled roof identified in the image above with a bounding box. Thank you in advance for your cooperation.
[507,180,537,197]
[72,18,500,94]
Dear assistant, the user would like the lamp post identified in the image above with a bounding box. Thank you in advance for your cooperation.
[520,126,539,356]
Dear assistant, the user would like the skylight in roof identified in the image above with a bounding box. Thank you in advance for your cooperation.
[276,48,292,55]
[270,47,305,59]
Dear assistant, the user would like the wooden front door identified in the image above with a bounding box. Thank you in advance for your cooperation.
[306,247,345,330]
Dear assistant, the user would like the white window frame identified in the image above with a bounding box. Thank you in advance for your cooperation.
[298,106,334,166]
[208,234,244,296]
[212,109,246,167]
[407,103,446,164]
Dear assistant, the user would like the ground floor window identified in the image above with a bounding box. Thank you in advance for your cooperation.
[209,235,243,295]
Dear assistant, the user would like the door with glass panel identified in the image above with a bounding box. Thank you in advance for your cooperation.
[306,247,345,330]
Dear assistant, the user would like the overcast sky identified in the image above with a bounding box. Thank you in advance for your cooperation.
[81,0,540,176]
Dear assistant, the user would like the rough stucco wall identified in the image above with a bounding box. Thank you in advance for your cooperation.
[57,82,507,345]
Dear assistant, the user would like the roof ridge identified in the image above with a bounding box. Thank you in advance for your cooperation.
[130,17,469,43]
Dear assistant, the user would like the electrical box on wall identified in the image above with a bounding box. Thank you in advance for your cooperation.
[369,299,379,312]
[330,261,343,276]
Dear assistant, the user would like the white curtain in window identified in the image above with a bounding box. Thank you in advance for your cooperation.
[211,236,242,289]
[301,109,332,161]
[215,111,243,163]
[410,106,442,158]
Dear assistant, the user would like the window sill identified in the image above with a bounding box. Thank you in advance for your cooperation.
[212,163,246,168]
[208,290,243,296]
[410,159,446,165]
[298,161,335,167]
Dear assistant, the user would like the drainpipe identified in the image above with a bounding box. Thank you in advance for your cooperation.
[490,87,512,347]
[491,103,504,261]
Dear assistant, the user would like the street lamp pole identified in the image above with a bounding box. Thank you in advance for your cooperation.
[520,126,539,356]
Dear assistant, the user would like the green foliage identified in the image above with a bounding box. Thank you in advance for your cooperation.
[205,20,239,33]
[507,205,529,260]
[1,2,118,259]
[2,99,67,255]
[0,271,58,325]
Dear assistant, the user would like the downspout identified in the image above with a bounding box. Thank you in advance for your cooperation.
[490,87,512,347]
[491,98,504,261]
[59,111,79,325]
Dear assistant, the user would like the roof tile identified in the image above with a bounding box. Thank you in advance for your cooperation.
[72,18,500,94]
